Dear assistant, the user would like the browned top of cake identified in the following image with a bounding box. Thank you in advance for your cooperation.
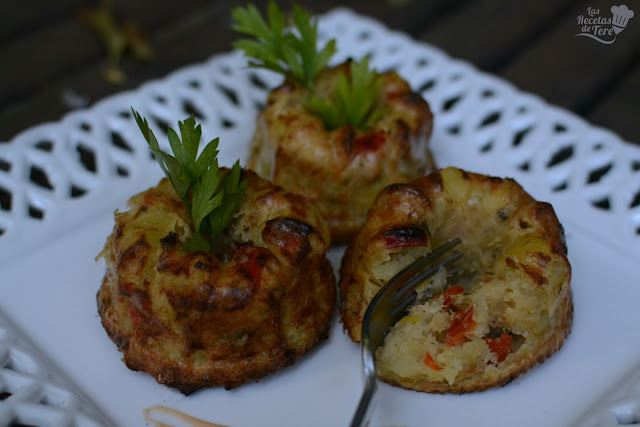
[98,169,336,394]
[248,60,435,243]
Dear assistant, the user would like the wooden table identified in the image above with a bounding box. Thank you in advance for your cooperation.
[0,0,638,145]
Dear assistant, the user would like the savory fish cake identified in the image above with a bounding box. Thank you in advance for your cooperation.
[97,169,335,394]
[247,61,434,243]
[340,167,572,393]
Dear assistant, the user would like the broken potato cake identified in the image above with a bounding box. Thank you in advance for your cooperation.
[340,167,572,393]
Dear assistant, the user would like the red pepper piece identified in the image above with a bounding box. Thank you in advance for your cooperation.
[242,249,264,286]
[385,90,401,99]
[353,131,385,155]
[446,305,476,347]
[383,227,428,248]
[384,236,429,248]
[424,352,443,371]
[129,308,144,339]
[484,333,512,363]
[442,285,464,308]
[262,218,311,262]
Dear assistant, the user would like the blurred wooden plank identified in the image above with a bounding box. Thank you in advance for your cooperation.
[588,64,640,143]
[327,0,467,36]
[417,0,576,71]
[0,0,214,42]
[0,0,463,141]
[0,18,102,107]
[499,0,640,115]
[0,0,84,43]
[109,0,212,33]
[0,0,214,109]
[0,0,256,141]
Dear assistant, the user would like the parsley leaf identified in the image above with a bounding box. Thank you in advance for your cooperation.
[208,160,246,241]
[132,108,247,252]
[232,1,335,91]
[305,57,384,131]
[231,2,383,131]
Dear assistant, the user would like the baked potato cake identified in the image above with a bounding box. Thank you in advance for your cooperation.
[247,61,434,243]
[97,169,335,394]
[340,167,572,393]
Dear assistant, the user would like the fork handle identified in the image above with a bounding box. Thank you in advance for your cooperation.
[350,372,377,427]
[350,343,378,427]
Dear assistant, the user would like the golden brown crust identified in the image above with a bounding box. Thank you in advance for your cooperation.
[247,61,435,243]
[340,167,572,393]
[97,170,335,394]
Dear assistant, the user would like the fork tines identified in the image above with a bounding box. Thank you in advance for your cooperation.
[350,238,463,427]
[364,237,463,349]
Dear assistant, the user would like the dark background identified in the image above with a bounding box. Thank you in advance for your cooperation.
[0,0,638,144]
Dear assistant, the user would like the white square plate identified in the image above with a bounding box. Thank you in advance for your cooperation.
[1,9,639,427]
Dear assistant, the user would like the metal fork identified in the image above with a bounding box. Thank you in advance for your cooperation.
[349,238,463,427]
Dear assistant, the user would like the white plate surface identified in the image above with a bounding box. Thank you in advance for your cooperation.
[1,8,639,427]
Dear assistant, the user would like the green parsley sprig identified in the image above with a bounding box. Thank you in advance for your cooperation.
[132,108,247,252]
[305,57,384,131]
[231,2,383,131]
[232,2,335,91]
